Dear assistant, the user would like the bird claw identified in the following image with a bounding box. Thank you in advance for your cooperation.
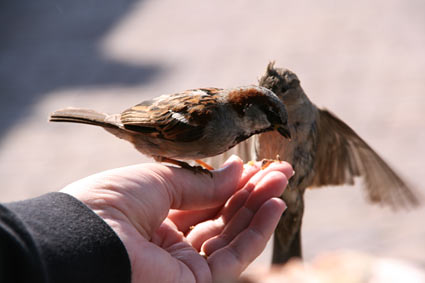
[194,159,215,171]
[153,156,213,177]
[186,164,213,177]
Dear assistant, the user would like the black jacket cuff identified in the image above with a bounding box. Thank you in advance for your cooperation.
[1,192,131,283]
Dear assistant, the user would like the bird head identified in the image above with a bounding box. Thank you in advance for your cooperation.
[228,86,291,139]
[259,62,303,106]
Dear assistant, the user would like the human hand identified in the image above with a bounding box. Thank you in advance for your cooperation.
[61,156,293,283]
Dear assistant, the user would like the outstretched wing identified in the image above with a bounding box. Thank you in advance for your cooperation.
[312,109,419,209]
[120,89,220,142]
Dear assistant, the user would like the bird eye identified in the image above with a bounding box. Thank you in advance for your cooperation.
[280,78,300,93]
[281,85,289,93]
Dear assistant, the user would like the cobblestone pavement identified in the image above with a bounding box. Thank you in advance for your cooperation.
[1,0,424,270]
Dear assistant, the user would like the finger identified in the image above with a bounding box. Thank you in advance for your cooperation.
[165,161,290,227]
[208,198,287,281]
[165,155,244,210]
[244,161,293,192]
[185,189,250,250]
[188,163,290,251]
[202,171,288,255]
[243,171,288,212]
[221,162,292,222]
[168,206,222,236]
[181,163,263,247]
[237,162,263,190]
[168,160,262,232]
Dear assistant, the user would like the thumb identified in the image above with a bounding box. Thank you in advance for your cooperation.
[168,155,244,210]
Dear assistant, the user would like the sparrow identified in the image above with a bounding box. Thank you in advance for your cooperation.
[208,63,420,264]
[49,85,291,173]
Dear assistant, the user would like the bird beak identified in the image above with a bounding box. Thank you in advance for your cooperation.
[276,125,291,140]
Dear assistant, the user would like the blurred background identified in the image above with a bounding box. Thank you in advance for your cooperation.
[1,0,424,272]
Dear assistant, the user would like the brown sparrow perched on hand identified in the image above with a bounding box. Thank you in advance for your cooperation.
[50,85,291,173]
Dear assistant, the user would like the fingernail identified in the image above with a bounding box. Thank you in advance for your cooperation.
[292,170,296,177]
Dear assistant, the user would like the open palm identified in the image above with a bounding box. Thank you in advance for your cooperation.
[62,156,293,283]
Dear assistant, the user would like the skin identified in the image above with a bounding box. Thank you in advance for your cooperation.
[61,155,293,283]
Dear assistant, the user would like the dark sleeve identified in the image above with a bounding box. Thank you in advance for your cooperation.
[0,192,131,283]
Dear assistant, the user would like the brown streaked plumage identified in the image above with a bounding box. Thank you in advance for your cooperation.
[49,85,291,173]
[207,63,420,264]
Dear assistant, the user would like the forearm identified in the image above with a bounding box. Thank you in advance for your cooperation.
[0,192,131,283]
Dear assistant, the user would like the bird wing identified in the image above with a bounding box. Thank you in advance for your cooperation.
[120,89,220,142]
[311,109,419,209]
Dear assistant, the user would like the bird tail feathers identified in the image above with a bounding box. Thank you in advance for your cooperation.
[49,108,117,128]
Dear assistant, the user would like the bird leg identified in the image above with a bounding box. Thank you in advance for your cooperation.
[194,159,215,170]
[272,187,305,265]
[153,156,213,177]
[272,224,302,264]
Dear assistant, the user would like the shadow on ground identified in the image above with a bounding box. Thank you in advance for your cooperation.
[0,0,162,139]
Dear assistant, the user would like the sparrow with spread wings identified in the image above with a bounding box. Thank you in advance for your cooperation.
[208,63,420,264]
